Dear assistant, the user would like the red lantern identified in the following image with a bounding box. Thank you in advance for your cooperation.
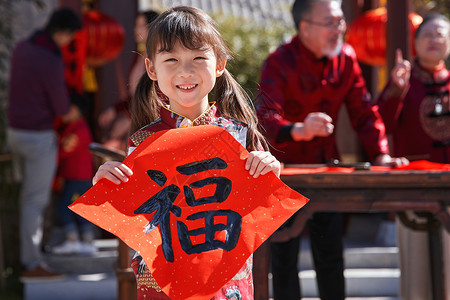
[345,7,422,66]
[83,10,125,67]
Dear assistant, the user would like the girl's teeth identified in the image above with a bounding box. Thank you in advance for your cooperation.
[179,85,196,89]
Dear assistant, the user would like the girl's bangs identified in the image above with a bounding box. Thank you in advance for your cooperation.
[151,9,222,55]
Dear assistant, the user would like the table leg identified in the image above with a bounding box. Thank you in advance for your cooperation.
[253,240,270,300]
[428,216,446,300]
[116,239,137,300]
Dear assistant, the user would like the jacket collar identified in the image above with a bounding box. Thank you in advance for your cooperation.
[30,30,61,56]
[160,102,219,128]
[294,35,328,62]
[413,59,449,84]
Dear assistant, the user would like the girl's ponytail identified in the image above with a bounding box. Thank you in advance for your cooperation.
[215,70,267,152]
[130,73,162,134]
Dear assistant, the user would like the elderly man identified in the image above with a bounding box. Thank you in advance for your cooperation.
[256,0,407,299]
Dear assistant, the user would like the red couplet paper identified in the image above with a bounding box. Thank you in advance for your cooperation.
[280,160,450,175]
[70,125,308,299]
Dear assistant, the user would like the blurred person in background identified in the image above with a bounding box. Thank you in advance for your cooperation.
[256,0,408,299]
[377,13,450,300]
[52,103,97,256]
[98,10,159,152]
[7,8,82,279]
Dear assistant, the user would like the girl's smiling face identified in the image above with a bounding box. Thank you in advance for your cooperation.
[145,42,226,120]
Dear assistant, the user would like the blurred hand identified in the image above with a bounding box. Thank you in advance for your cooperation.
[109,115,131,139]
[61,133,78,153]
[374,153,409,167]
[291,112,334,141]
[98,107,117,128]
[391,49,411,89]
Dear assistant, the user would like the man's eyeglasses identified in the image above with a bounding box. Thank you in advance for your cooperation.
[303,18,346,29]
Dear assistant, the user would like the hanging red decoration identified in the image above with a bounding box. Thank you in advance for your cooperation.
[345,7,423,66]
[62,28,88,94]
[83,10,125,67]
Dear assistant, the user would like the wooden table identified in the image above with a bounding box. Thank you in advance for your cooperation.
[254,167,450,300]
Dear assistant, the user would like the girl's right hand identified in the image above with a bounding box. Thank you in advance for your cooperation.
[92,161,133,185]
[391,49,411,89]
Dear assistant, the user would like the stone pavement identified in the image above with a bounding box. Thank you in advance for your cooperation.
[22,217,402,300]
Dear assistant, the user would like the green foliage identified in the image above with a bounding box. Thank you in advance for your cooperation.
[214,15,294,98]
[413,0,450,18]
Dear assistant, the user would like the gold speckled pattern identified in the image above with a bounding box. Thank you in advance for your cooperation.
[130,130,155,148]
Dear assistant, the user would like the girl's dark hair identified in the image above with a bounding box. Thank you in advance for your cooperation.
[140,10,159,26]
[131,6,266,150]
[415,13,450,39]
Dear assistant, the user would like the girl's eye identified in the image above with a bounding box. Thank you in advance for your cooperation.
[194,56,206,60]
[165,58,177,62]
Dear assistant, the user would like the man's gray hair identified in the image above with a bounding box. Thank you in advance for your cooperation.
[291,0,342,30]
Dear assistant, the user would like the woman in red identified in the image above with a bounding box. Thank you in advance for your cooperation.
[98,10,159,152]
[377,13,450,300]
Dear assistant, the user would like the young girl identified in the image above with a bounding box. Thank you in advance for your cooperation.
[93,6,281,299]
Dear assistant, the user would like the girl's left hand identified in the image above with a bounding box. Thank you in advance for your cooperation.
[245,151,281,178]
